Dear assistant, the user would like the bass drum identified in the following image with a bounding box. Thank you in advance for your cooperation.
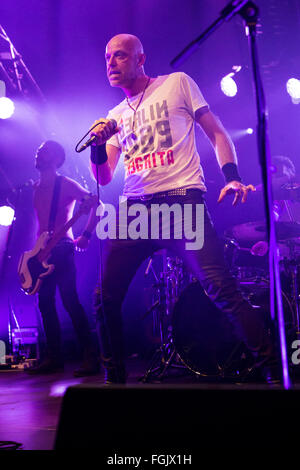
[172,279,294,378]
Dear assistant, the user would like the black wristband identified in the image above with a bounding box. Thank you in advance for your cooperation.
[221,163,242,184]
[82,230,92,240]
[90,145,108,165]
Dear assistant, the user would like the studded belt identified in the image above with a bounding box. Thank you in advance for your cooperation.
[126,188,203,201]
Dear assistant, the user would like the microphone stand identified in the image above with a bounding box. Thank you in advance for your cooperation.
[171,0,291,389]
[0,192,19,356]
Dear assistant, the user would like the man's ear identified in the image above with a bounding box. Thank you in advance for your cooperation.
[138,53,146,67]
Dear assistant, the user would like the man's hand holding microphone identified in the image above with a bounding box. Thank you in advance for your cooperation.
[89,118,119,146]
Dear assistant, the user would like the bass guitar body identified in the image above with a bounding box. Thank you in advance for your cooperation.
[18,232,55,295]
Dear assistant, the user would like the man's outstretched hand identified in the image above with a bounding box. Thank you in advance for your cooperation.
[217,181,256,206]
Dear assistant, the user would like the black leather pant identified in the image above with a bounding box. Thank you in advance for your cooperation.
[38,238,95,363]
[95,190,273,369]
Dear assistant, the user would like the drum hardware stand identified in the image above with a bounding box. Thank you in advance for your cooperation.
[140,253,188,383]
[0,186,20,358]
[284,241,300,337]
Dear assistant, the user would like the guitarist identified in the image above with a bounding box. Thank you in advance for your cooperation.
[27,140,99,376]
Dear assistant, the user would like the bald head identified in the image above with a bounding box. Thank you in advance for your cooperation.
[106,34,144,56]
[105,33,147,92]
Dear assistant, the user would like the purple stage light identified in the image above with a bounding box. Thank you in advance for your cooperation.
[220,66,241,98]
[0,97,15,119]
[227,128,254,140]
[286,78,300,102]
[220,75,237,97]
[0,206,15,226]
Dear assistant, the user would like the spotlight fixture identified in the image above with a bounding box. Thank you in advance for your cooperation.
[220,65,242,97]
[228,128,255,140]
[0,205,15,226]
[0,96,15,119]
[286,78,300,104]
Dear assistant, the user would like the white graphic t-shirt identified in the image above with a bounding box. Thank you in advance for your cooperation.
[106,72,209,197]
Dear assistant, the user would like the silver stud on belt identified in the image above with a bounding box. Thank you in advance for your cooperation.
[165,188,187,196]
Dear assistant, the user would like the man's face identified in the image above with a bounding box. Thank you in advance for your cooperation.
[105,37,140,88]
[35,143,55,171]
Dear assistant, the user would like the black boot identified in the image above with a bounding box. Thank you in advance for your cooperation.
[102,358,127,385]
[73,345,100,377]
[225,299,281,384]
[260,359,281,385]
[250,323,282,385]
[95,298,127,384]
[241,356,281,385]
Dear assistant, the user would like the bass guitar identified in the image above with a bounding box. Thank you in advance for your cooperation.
[18,196,95,295]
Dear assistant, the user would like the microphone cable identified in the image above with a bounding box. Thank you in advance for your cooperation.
[74,122,103,153]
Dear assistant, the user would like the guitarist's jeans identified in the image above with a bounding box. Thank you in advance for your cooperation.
[38,238,95,364]
[94,191,275,376]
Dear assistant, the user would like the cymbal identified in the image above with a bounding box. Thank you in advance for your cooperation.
[228,221,300,243]
[226,221,266,244]
[255,180,300,201]
[275,185,300,202]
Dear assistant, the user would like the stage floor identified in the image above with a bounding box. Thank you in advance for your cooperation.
[0,357,299,451]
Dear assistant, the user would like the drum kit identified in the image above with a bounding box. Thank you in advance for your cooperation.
[226,219,300,333]
[141,219,300,383]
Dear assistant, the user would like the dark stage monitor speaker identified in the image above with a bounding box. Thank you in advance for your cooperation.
[55,384,300,454]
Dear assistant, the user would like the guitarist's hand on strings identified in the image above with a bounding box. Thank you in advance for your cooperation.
[74,194,100,252]
[74,235,90,252]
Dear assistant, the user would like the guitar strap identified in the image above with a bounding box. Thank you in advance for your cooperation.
[48,175,62,234]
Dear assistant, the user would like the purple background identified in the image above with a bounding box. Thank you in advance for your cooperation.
[0,0,299,353]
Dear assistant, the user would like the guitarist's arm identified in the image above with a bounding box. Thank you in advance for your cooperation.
[67,179,102,250]
[75,197,100,250]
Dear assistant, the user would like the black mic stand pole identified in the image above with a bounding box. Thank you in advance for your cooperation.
[171,0,291,389]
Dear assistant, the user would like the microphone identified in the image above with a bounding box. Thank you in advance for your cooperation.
[76,119,117,153]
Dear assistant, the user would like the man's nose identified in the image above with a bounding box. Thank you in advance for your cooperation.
[107,55,116,67]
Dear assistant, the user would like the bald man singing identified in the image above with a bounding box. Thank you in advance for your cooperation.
[89,34,278,384]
